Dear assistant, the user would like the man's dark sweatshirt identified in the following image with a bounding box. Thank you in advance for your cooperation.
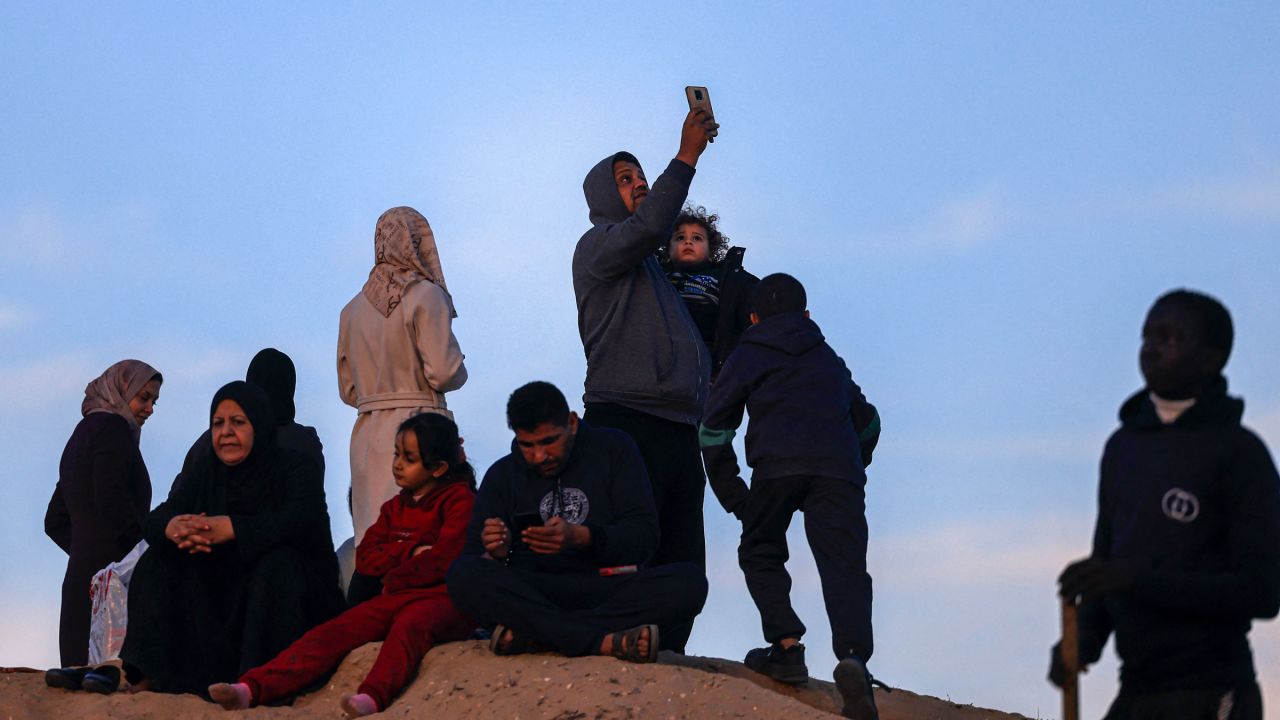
[1079,377,1280,691]
[698,311,881,516]
[572,153,709,425]
[462,422,660,574]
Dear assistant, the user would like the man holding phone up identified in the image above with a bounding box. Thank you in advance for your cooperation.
[446,382,708,662]
[572,104,719,585]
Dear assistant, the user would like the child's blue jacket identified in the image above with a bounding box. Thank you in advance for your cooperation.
[698,311,880,516]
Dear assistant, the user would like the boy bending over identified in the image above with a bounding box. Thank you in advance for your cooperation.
[699,273,883,720]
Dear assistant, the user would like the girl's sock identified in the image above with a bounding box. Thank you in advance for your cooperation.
[208,682,252,710]
[340,692,379,717]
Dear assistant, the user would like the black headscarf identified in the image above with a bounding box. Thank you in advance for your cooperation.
[209,381,282,515]
[245,348,296,426]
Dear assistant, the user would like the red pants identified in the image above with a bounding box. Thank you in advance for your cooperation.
[241,586,472,710]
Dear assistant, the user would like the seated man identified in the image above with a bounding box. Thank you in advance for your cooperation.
[446,381,708,662]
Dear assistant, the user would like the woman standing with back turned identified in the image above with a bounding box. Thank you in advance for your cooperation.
[338,207,467,554]
[45,359,163,668]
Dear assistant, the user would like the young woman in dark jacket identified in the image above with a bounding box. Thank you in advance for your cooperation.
[45,359,163,667]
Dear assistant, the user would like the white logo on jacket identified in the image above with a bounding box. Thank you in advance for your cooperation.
[1162,488,1200,523]
[540,487,590,525]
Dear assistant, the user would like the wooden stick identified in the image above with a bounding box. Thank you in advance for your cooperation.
[1060,596,1079,720]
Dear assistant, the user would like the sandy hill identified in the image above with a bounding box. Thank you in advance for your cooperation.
[2,641,1027,719]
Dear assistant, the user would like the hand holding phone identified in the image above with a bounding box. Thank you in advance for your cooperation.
[685,86,719,142]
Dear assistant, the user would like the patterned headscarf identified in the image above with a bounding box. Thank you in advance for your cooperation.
[361,206,456,319]
[81,359,163,441]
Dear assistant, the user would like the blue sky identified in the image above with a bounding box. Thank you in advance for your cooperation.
[2,3,1279,716]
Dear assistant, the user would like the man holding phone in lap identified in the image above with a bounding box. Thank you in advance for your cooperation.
[446,382,708,662]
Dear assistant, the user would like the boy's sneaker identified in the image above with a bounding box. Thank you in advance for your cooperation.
[743,642,809,685]
[834,656,880,720]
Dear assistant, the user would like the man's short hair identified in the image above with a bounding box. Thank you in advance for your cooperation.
[506,381,571,431]
[1153,288,1234,368]
[753,273,807,319]
[612,151,641,169]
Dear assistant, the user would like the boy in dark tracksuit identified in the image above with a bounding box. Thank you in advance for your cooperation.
[699,273,882,720]
[1052,290,1280,720]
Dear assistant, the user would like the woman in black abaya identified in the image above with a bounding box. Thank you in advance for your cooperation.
[119,381,342,695]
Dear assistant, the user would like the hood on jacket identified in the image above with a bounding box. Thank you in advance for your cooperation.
[1119,375,1243,430]
[584,152,640,226]
[741,312,826,357]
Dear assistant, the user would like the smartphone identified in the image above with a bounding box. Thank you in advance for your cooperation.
[511,512,543,535]
[685,85,717,142]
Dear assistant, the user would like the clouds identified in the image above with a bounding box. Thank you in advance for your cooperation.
[1163,175,1280,222]
[871,513,1091,589]
[891,427,1106,464]
[0,202,72,268]
[0,352,100,414]
[858,186,1011,254]
[0,302,31,330]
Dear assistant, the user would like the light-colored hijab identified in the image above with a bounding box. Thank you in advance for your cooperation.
[81,359,162,441]
[361,206,456,319]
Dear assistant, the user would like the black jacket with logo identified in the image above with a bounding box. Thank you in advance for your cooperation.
[1080,377,1280,691]
[461,422,659,574]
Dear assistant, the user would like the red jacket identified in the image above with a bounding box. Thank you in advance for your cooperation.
[356,480,474,594]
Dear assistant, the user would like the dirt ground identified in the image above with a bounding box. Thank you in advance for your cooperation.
[1,640,1029,719]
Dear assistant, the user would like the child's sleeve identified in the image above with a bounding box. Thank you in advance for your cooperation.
[355,498,415,578]
[382,486,476,592]
[842,359,881,467]
[699,355,751,518]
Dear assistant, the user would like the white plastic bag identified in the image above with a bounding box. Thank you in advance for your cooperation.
[87,540,147,665]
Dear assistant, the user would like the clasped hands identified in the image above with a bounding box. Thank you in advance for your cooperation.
[481,516,587,560]
[165,513,235,554]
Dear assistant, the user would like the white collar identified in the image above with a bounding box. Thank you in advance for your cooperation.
[1150,392,1196,424]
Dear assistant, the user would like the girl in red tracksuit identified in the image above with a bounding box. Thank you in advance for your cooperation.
[209,412,475,717]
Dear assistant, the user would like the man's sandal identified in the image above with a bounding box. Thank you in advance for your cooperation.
[605,624,659,663]
[488,624,552,656]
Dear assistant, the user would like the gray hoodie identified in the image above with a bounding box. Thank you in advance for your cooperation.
[572,153,709,425]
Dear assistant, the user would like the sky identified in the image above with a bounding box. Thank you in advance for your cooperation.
[2,2,1279,717]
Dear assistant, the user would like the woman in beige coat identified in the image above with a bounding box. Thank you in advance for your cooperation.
[338,206,467,547]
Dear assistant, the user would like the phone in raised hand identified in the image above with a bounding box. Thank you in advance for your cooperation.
[685,85,718,142]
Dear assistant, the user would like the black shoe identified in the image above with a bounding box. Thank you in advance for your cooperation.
[834,657,879,720]
[743,642,809,685]
[81,665,122,695]
[44,666,89,690]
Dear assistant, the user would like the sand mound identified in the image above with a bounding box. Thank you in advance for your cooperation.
[2,641,1027,719]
